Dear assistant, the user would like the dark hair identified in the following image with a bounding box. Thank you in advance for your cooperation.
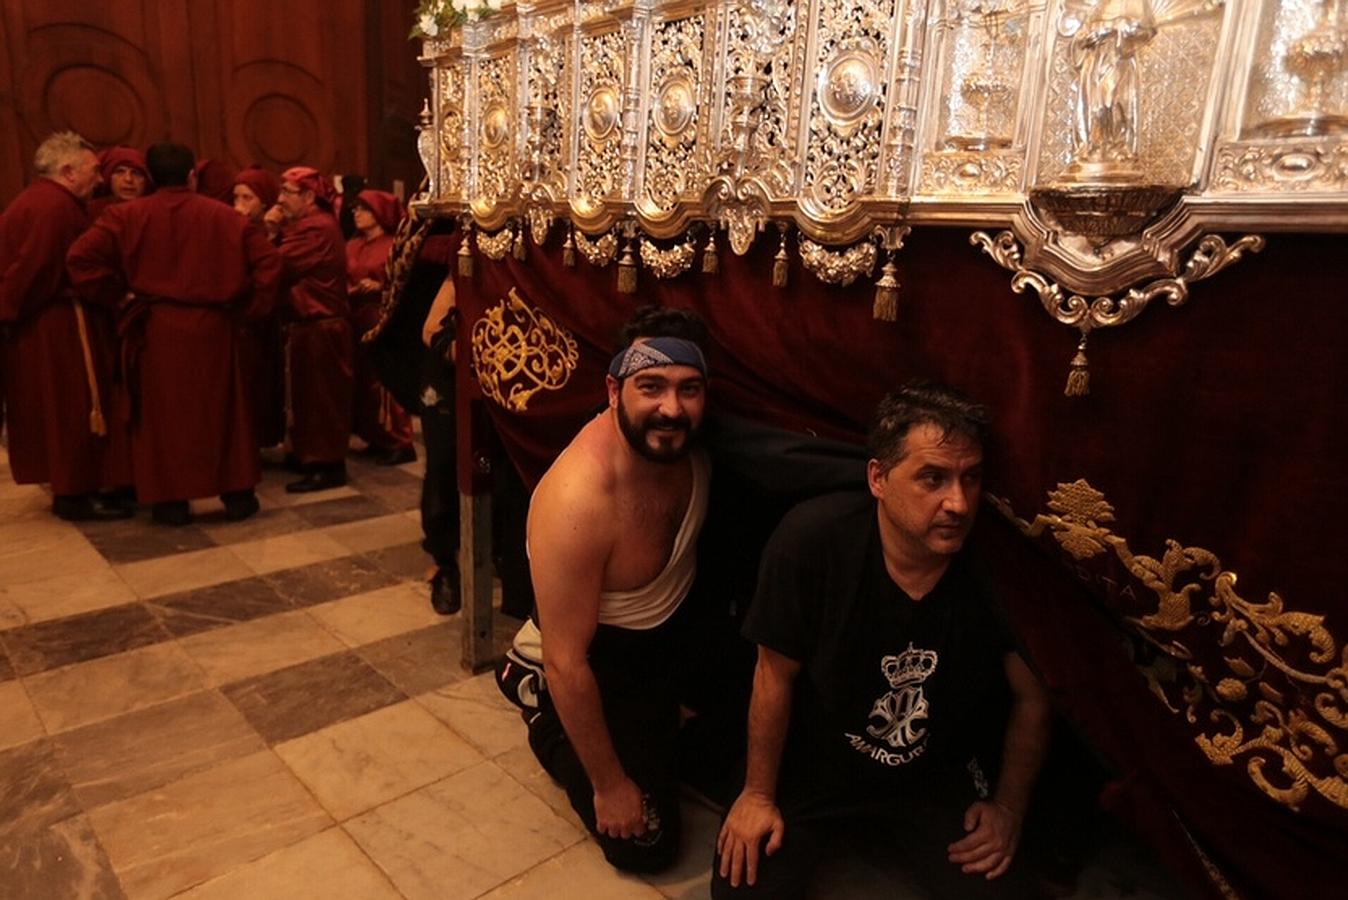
[146,142,195,186]
[868,379,989,474]
[616,305,707,350]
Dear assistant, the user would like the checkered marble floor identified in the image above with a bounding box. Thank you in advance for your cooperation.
[1,442,1185,899]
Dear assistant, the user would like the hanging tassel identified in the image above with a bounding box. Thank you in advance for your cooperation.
[562,225,576,267]
[617,236,638,294]
[873,252,899,321]
[512,224,526,261]
[458,221,474,278]
[772,226,789,287]
[702,228,719,274]
[1065,334,1091,397]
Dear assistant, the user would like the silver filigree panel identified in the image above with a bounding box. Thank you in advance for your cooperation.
[475,53,518,207]
[437,61,467,202]
[523,26,572,195]
[641,13,709,215]
[716,0,803,194]
[800,0,899,217]
[574,29,628,207]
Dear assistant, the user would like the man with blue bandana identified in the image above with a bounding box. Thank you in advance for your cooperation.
[503,307,711,873]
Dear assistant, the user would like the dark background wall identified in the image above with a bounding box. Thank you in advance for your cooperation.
[0,0,425,205]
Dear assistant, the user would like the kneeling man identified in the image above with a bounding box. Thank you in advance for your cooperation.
[715,380,1050,899]
[519,308,710,873]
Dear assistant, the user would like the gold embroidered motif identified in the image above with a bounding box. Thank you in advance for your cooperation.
[992,480,1348,812]
[470,288,579,412]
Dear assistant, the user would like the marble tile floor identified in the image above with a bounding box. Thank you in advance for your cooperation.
[1,443,1187,899]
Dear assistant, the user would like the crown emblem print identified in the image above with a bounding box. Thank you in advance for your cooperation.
[881,643,939,690]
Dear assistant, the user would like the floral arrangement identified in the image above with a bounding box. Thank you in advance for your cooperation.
[412,0,512,37]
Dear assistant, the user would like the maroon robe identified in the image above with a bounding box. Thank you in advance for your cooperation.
[347,231,413,451]
[67,187,281,504]
[0,178,127,496]
[234,168,287,446]
[279,210,354,465]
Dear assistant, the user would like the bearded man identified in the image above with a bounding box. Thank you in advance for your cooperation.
[504,307,711,874]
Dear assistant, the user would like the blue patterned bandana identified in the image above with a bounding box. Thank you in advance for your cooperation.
[608,337,707,380]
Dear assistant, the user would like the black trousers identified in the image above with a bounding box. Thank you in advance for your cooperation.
[526,618,685,874]
[711,765,1035,900]
[419,402,459,570]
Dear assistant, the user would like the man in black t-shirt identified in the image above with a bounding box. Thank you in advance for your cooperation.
[713,381,1051,899]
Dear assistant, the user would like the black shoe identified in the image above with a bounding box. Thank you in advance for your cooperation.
[375,446,417,466]
[101,485,137,507]
[151,501,192,527]
[285,464,347,494]
[52,494,134,522]
[429,566,461,615]
[221,490,261,521]
[280,452,305,473]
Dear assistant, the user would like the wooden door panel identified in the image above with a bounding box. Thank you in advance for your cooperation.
[2,0,420,206]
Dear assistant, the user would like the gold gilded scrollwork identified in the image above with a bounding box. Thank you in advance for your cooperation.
[798,237,878,286]
[470,288,579,413]
[575,230,619,267]
[476,224,515,260]
[639,235,697,279]
[992,480,1348,813]
[970,230,1264,394]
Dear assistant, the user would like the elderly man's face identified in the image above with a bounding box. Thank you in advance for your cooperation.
[67,150,102,201]
[109,164,147,201]
[277,182,311,221]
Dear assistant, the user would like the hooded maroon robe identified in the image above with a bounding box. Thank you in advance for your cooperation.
[233,166,286,447]
[67,187,281,503]
[278,209,354,465]
[346,190,412,451]
[1,178,127,496]
[87,146,152,220]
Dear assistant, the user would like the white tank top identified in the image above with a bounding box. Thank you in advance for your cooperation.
[516,449,710,662]
[596,448,709,629]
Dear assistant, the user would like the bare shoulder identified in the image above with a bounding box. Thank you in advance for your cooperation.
[528,415,618,545]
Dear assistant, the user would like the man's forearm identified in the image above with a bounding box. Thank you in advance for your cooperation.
[742,658,796,799]
[547,660,628,791]
[992,689,1051,817]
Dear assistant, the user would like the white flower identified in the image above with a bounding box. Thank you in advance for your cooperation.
[418,13,439,35]
[486,0,503,10]
[450,0,468,11]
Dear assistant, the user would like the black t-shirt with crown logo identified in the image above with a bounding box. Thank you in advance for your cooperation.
[744,491,1016,797]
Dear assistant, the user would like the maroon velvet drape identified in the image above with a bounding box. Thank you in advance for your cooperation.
[455,226,1348,899]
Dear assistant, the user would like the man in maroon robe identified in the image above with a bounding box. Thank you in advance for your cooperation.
[232,166,286,450]
[67,142,282,526]
[276,165,354,493]
[0,131,132,521]
[347,189,415,465]
[87,146,152,219]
